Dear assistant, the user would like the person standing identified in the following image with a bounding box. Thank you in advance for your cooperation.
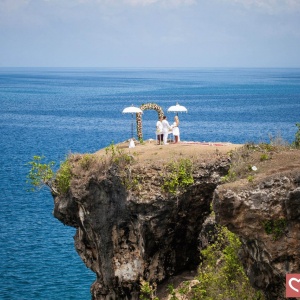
[172,115,180,143]
[156,116,163,145]
[162,116,172,145]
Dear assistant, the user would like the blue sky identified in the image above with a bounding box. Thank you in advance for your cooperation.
[0,0,300,67]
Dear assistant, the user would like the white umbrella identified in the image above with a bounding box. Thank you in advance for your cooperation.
[122,106,143,114]
[122,105,143,139]
[167,103,188,115]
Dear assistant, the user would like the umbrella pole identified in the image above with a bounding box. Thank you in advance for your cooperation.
[131,113,134,139]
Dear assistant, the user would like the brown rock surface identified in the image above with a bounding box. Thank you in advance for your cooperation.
[214,149,300,300]
[52,140,300,299]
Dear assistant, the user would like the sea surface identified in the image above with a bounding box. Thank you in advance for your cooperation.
[0,68,300,299]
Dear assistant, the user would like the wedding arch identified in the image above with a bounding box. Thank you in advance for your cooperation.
[136,103,164,141]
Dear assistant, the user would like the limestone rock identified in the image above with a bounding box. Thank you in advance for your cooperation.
[53,156,229,299]
[213,171,300,300]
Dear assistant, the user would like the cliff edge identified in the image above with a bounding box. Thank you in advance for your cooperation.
[214,147,300,299]
[52,141,300,299]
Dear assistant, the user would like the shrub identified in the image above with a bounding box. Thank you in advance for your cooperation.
[105,141,132,167]
[221,140,288,183]
[167,284,179,300]
[293,123,300,148]
[26,155,55,192]
[263,218,287,240]
[122,173,142,191]
[27,155,73,195]
[260,153,269,161]
[80,153,96,170]
[162,158,194,194]
[192,225,264,300]
[55,158,72,194]
[247,175,255,182]
[140,280,159,300]
[221,168,236,183]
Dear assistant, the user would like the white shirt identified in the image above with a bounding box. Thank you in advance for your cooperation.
[162,119,171,132]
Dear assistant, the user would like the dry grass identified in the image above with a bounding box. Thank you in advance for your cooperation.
[220,142,300,190]
[65,139,300,194]
[95,139,243,168]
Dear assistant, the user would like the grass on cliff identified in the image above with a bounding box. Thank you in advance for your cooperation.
[221,124,300,184]
[221,138,292,184]
[26,155,71,195]
[191,225,265,300]
[26,142,136,195]
[162,158,194,195]
[140,223,264,300]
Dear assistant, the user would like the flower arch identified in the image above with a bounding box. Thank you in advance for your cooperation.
[136,103,164,141]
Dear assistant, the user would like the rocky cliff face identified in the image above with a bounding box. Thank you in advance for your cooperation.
[53,153,230,299]
[214,171,300,300]
[52,146,300,300]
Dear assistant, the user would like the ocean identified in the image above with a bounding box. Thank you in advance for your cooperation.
[0,68,299,299]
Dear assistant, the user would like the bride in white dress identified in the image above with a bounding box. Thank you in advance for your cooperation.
[172,116,180,143]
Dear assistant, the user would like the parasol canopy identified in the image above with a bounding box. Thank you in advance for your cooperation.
[167,103,188,114]
[122,106,143,114]
[122,105,143,141]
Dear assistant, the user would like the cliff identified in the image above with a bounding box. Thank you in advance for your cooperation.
[214,167,300,298]
[52,141,300,299]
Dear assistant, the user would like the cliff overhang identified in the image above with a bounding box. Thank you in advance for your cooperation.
[52,141,300,300]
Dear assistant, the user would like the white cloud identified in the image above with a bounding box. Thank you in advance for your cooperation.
[124,0,159,5]
[60,0,196,7]
[124,0,196,6]
[0,0,30,11]
[222,0,300,14]
[1,0,299,67]
[38,0,195,5]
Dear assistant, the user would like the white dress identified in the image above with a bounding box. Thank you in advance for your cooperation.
[172,122,180,141]
[156,120,163,135]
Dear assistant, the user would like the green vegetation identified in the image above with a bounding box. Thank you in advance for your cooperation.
[259,153,269,161]
[162,158,194,194]
[138,224,264,299]
[26,155,55,192]
[140,280,159,300]
[247,175,255,182]
[27,142,137,195]
[177,282,190,299]
[122,172,142,191]
[220,168,237,183]
[221,139,290,183]
[55,158,72,194]
[80,153,97,170]
[105,141,143,191]
[293,122,300,148]
[27,155,73,195]
[192,225,264,300]
[105,141,132,166]
[167,284,179,300]
[263,218,287,240]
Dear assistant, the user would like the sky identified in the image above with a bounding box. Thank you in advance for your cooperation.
[0,0,300,67]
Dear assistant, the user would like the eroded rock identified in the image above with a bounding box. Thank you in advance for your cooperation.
[213,171,300,299]
[53,156,229,299]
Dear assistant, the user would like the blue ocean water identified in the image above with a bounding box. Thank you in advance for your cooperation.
[0,68,299,300]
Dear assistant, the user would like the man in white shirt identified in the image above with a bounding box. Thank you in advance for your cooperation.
[162,116,172,145]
